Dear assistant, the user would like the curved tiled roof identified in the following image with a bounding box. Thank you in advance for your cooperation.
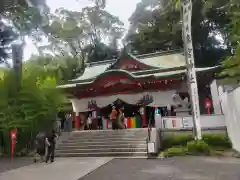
[70,63,112,82]
[57,66,219,89]
[70,51,186,82]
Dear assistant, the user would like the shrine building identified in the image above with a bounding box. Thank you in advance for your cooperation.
[58,50,220,130]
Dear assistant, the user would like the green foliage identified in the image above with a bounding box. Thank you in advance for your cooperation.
[161,133,232,157]
[202,134,232,149]
[0,66,65,154]
[219,0,240,84]
[1,0,49,43]
[27,55,84,83]
[210,150,225,156]
[163,146,186,157]
[162,134,193,149]
[0,20,17,66]
[220,45,240,84]
[43,1,124,63]
[186,140,210,155]
[126,0,232,67]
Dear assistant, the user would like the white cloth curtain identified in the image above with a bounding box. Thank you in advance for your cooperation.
[71,90,176,112]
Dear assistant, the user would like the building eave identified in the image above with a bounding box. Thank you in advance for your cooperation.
[57,65,219,89]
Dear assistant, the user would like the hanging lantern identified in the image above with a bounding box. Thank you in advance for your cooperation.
[204,98,212,115]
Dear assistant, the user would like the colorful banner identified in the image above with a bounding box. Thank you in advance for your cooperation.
[130,117,136,128]
[135,116,141,128]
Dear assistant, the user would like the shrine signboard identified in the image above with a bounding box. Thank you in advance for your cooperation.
[181,0,202,139]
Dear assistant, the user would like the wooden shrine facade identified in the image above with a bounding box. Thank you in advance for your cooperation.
[58,50,219,129]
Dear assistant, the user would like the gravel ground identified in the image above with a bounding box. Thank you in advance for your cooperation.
[79,157,240,180]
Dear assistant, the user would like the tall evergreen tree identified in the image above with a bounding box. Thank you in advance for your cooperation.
[126,0,232,67]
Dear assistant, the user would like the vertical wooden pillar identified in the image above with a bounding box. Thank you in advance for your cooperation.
[75,111,80,130]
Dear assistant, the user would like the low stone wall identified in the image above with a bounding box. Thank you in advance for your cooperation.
[155,126,228,152]
[159,126,227,140]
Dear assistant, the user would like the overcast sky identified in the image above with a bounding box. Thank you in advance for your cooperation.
[24,0,141,60]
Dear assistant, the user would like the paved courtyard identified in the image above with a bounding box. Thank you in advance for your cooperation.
[0,157,240,180]
[0,157,113,180]
[0,157,33,174]
[80,157,240,180]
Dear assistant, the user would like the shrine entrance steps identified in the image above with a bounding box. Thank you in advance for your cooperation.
[56,129,148,157]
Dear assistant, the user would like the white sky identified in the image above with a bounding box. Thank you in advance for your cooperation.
[24,0,141,60]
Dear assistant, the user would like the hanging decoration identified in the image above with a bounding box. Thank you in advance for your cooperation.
[88,100,98,110]
[137,94,153,106]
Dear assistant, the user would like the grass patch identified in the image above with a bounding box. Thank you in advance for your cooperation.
[202,134,232,149]
[161,133,233,158]
[162,134,193,149]
[163,147,186,157]
[186,140,210,155]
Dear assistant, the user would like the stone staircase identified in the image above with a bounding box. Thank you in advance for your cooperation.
[56,129,148,157]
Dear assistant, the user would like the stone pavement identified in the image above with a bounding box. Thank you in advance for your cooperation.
[0,157,113,180]
[80,157,240,180]
[0,157,240,180]
[0,157,33,174]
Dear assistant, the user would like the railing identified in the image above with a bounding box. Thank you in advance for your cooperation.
[146,117,153,157]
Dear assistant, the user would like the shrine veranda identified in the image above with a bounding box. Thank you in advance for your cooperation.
[58,50,220,130]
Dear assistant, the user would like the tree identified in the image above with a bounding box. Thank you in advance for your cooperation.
[0,64,65,154]
[219,0,240,84]
[0,20,17,66]
[42,0,124,63]
[0,0,49,61]
[126,0,232,67]
[0,0,48,13]
[27,55,84,83]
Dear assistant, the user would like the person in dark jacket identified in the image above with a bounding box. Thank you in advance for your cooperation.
[45,130,58,163]
[34,131,46,163]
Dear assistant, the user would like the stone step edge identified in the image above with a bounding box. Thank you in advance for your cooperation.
[59,141,146,144]
[57,144,146,148]
[56,147,147,151]
[59,142,146,145]
[71,129,149,133]
[62,138,146,141]
[56,152,147,157]
[69,135,148,138]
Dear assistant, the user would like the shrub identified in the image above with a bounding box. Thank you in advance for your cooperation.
[164,147,186,157]
[210,150,225,157]
[162,134,193,149]
[202,134,232,149]
[187,140,210,155]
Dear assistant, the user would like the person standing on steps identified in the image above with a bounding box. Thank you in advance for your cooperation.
[87,114,92,130]
[56,115,61,136]
[118,107,125,129]
[65,113,73,133]
[110,106,118,130]
[45,130,58,163]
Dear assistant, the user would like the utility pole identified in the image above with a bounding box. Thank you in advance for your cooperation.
[181,0,202,140]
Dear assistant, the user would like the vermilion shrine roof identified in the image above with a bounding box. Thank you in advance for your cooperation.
[58,50,219,89]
